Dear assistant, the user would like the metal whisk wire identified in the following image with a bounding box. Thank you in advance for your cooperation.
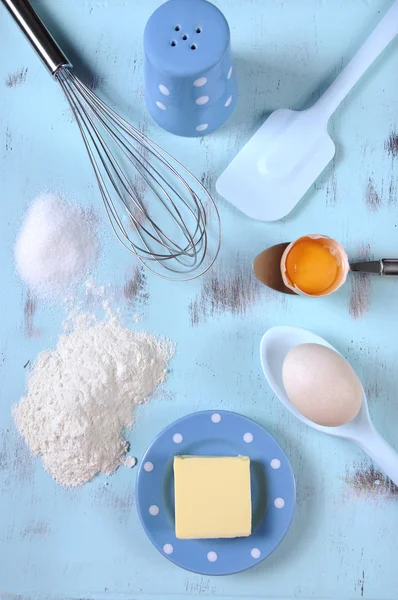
[1,0,221,281]
[56,68,221,280]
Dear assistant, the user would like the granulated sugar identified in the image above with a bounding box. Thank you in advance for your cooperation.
[13,309,174,487]
[15,193,98,299]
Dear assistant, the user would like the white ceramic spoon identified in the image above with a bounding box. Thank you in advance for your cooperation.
[260,326,398,486]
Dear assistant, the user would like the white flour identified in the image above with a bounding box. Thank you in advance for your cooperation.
[15,193,98,299]
[13,310,173,487]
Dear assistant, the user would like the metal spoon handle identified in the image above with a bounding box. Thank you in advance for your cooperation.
[381,259,398,276]
[350,259,398,275]
[354,425,398,487]
[1,0,71,75]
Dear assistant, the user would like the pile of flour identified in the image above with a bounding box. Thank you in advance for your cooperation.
[15,193,98,299]
[13,310,173,487]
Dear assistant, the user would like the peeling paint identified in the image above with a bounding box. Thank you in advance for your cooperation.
[385,131,398,157]
[23,292,39,339]
[365,177,382,212]
[87,72,106,91]
[326,158,337,207]
[388,178,396,206]
[349,244,371,320]
[91,485,134,523]
[201,170,215,198]
[124,266,148,306]
[184,577,217,595]
[345,462,398,499]
[5,67,28,88]
[21,521,50,539]
[189,255,261,326]
[5,126,12,152]
[357,570,365,597]
[124,120,152,213]
[0,429,34,488]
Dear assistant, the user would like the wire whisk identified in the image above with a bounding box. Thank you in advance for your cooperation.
[3,0,221,281]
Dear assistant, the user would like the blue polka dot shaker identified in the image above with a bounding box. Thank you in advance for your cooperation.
[144,0,237,137]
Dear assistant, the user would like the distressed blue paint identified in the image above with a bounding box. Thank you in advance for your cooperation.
[0,1,398,599]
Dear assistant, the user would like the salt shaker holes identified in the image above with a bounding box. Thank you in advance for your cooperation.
[170,40,177,47]
[195,27,202,33]
[190,44,197,50]
[174,25,181,31]
[182,34,188,40]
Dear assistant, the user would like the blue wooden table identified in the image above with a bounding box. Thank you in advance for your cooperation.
[1,1,398,598]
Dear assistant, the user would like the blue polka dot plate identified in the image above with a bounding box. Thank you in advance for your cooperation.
[136,410,296,575]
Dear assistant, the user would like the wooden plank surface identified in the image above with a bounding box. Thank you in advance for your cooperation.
[1,1,398,598]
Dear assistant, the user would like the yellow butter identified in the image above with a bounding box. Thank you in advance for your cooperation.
[174,455,252,540]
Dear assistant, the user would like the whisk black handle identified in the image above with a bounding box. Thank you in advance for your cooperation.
[2,0,72,75]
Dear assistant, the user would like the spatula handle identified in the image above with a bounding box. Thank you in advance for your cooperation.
[313,0,398,120]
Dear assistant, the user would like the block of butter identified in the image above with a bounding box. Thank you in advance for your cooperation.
[174,455,252,539]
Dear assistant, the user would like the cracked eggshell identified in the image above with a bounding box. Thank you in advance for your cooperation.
[280,234,349,297]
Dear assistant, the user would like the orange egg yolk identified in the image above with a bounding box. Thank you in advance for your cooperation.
[285,239,339,295]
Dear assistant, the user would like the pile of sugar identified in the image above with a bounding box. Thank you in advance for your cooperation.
[13,309,174,487]
[15,193,98,299]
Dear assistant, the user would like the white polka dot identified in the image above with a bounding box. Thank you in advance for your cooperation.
[224,95,232,107]
[251,548,261,559]
[243,432,253,443]
[196,123,208,132]
[163,543,173,555]
[207,551,217,562]
[144,461,154,472]
[173,433,183,444]
[159,84,170,96]
[274,497,285,509]
[149,505,159,516]
[227,66,233,79]
[193,77,207,87]
[156,101,166,110]
[211,413,221,423]
[270,458,281,470]
[196,95,209,105]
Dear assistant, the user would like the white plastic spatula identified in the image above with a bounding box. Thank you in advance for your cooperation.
[217,0,398,221]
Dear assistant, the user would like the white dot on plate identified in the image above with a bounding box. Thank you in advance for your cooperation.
[196,95,209,105]
[193,77,207,87]
[270,458,281,470]
[156,101,166,110]
[149,505,159,516]
[144,461,154,472]
[227,66,233,79]
[196,123,208,132]
[159,84,170,96]
[251,548,261,559]
[163,543,173,555]
[207,551,218,562]
[274,497,285,509]
[211,413,221,423]
[224,95,232,107]
[243,432,253,443]
[173,433,183,444]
